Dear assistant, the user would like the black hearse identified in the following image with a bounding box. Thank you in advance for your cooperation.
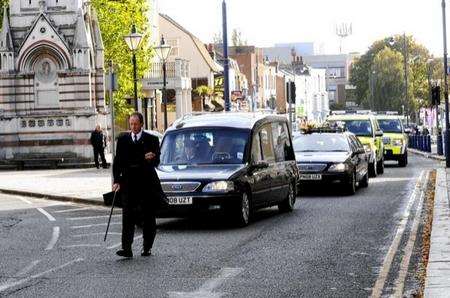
[156,113,299,226]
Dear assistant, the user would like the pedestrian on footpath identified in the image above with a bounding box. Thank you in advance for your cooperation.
[112,112,163,258]
[90,124,107,169]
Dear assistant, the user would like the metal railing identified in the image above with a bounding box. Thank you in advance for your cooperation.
[144,59,190,79]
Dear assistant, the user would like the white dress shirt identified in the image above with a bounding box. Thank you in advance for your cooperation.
[131,130,143,143]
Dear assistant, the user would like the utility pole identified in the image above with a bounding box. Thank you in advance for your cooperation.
[222,0,231,111]
[442,0,450,166]
[403,33,410,126]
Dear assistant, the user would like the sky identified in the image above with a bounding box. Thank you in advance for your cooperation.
[158,0,445,56]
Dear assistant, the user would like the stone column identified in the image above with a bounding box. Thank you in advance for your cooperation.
[176,89,183,119]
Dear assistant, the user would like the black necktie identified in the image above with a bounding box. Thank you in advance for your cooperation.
[134,134,137,143]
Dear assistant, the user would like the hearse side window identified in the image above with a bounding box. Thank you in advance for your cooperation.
[259,124,275,163]
[348,135,358,152]
[282,122,295,161]
[251,133,263,162]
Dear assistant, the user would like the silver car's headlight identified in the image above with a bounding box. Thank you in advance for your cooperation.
[393,139,404,146]
[328,163,348,172]
[203,181,235,193]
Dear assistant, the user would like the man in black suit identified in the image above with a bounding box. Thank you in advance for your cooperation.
[90,124,107,169]
[112,112,162,258]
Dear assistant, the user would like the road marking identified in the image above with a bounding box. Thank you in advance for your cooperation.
[62,244,102,248]
[37,208,56,222]
[0,258,83,293]
[393,178,426,296]
[107,235,142,250]
[72,232,121,238]
[168,267,243,298]
[71,222,121,229]
[370,170,428,298]
[54,207,95,213]
[66,214,121,221]
[16,260,40,277]
[16,196,33,205]
[45,227,60,250]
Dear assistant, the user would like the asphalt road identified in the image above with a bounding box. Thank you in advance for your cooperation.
[0,155,439,297]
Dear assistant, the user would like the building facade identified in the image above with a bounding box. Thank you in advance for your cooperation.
[0,0,106,163]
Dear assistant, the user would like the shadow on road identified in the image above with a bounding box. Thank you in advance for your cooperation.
[156,206,300,231]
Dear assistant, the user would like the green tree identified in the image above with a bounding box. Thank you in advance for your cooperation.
[0,0,8,23]
[231,29,246,47]
[194,85,213,110]
[350,35,435,117]
[91,0,153,122]
[370,47,404,111]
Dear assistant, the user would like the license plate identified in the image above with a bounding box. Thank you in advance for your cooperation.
[300,174,322,181]
[167,196,193,205]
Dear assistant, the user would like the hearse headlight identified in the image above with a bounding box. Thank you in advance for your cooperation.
[328,163,347,172]
[203,181,235,193]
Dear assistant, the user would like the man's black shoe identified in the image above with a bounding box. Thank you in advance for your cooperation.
[116,249,133,258]
[141,249,152,257]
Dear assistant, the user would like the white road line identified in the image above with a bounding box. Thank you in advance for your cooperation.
[16,197,33,205]
[71,222,121,229]
[393,179,426,297]
[62,244,102,248]
[0,258,83,293]
[53,207,95,213]
[66,214,121,221]
[45,227,60,250]
[168,267,243,298]
[16,260,40,277]
[37,208,56,222]
[370,170,428,298]
[72,232,121,238]
[107,235,142,250]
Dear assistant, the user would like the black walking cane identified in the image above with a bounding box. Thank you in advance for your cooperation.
[104,190,118,242]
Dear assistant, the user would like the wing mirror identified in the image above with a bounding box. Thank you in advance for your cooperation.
[251,161,269,170]
[375,130,384,137]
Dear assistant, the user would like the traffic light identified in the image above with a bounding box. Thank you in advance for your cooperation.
[289,81,296,103]
[432,85,441,106]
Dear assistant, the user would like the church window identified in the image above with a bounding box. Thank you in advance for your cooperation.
[47,119,54,127]
[21,121,27,128]
[28,120,36,127]
[56,119,63,126]
[65,119,71,126]
[38,120,45,127]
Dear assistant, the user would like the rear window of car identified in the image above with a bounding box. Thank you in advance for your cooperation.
[293,133,350,152]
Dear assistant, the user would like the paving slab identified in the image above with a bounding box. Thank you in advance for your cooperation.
[424,168,450,297]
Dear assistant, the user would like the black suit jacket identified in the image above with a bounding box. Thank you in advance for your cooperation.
[113,131,161,189]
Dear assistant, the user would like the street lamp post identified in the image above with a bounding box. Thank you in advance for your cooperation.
[402,33,410,126]
[222,0,231,111]
[124,24,143,112]
[442,0,450,166]
[154,36,172,131]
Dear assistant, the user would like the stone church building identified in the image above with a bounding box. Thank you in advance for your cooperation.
[0,0,106,165]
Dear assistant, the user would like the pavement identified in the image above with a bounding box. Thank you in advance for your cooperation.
[424,168,450,297]
[0,155,443,297]
[0,168,111,205]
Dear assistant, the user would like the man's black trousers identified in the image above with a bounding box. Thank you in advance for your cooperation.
[121,190,157,251]
[93,147,107,168]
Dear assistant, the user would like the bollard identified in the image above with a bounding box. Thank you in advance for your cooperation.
[426,135,432,152]
[419,135,424,151]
